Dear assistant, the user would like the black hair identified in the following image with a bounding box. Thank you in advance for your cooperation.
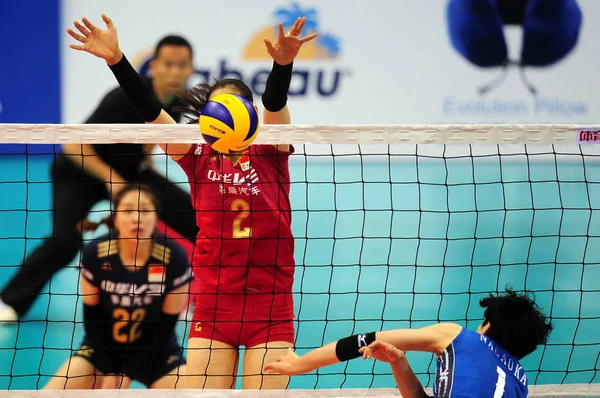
[174,78,254,124]
[77,184,159,233]
[480,287,553,359]
[112,184,159,213]
[154,35,194,59]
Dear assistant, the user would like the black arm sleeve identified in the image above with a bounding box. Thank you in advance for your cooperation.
[261,61,293,112]
[83,303,110,349]
[107,54,163,122]
[154,312,179,344]
[335,332,377,362]
[81,243,112,350]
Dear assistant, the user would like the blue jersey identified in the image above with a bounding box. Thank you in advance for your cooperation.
[80,233,193,348]
[433,328,528,398]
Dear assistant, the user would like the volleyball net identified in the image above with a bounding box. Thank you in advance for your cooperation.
[0,124,598,396]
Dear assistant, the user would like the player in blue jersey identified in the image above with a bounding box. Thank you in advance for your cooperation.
[44,184,193,390]
[264,288,553,398]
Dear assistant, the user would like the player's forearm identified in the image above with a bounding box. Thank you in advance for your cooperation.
[290,342,340,375]
[390,359,427,398]
[62,144,125,184]
[107,54,164,123]
[262,61,293,113]
[290,332,378,374]
[375,323,461,355]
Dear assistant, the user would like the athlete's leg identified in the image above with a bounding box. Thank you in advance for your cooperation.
[44,356,105,389]
[241,319,295,389]
[149,365,187,389]
[242,341,293,389]
[187,337,239,389]
[100,375,131,389]
[131,343,187,389]
[0,158,106,317]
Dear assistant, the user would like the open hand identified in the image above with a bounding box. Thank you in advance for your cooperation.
[67,14,122,65]
[263,348,301,375]
[359,341,406,364]
[264,17,318,66]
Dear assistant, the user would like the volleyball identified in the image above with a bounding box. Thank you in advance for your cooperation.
[199,93,260,154]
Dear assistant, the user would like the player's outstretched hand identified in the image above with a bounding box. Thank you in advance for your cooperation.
[359,341,406,364]
[67,14,123,65]
[263,348,301,375]
[264,17,318,66]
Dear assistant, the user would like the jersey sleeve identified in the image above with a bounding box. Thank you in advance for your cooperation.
[165,241,193,293]
[80,242,101,287]
[254,144,294,169]
[175,143,203,180]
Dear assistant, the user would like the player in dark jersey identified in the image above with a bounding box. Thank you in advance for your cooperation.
[0,35,196,323]
[264,288,553,398]
[44,184,192,389]
[67,14,316,390]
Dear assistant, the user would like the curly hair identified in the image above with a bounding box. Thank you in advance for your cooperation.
[480,287,553,359]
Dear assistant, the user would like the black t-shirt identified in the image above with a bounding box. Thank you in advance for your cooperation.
[84,78,182,180]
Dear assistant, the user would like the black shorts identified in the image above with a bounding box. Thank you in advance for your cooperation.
[73,337,185,387]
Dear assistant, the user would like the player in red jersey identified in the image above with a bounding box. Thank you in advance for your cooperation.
[68,14,316,389]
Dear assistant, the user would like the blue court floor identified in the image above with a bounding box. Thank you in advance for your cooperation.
[0,151,598,390]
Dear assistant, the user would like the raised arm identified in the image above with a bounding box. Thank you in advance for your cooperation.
[261,17,317,152]
[263,323,462,376]
[67,15,191,159]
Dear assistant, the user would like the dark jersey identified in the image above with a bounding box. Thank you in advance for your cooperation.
[80,233,192,349]
[433,329,528,398]
[83,78,182,181]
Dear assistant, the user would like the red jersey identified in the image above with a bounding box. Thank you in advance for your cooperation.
[176,144,295,320]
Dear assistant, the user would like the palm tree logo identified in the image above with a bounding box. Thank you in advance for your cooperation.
[275,2,318,33]
[243,2,341,60]
[316,33,341,57]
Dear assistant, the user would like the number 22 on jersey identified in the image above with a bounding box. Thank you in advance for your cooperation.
[232,198,251,239]
[113,308,146,344]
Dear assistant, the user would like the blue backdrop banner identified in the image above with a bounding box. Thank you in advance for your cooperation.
[0,0,61,154]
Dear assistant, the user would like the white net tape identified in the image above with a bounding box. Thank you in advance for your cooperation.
[0,123,599,145]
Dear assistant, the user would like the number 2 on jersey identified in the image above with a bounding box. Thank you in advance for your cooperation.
[113,308,146,344]
[232,198,251,238]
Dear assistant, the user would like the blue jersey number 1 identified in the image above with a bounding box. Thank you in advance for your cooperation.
[494,366,506,398]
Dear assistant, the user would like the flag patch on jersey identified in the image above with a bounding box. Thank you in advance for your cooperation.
[238,152,250,171]
[148,265,165,283]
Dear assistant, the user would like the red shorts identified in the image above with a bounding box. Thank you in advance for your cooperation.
[189,306,295,348]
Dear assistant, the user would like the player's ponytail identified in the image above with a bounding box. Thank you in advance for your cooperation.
[175,78,254,125]
[76,216,115,233]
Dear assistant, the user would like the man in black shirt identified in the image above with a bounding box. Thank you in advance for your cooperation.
[0,36,197,321]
